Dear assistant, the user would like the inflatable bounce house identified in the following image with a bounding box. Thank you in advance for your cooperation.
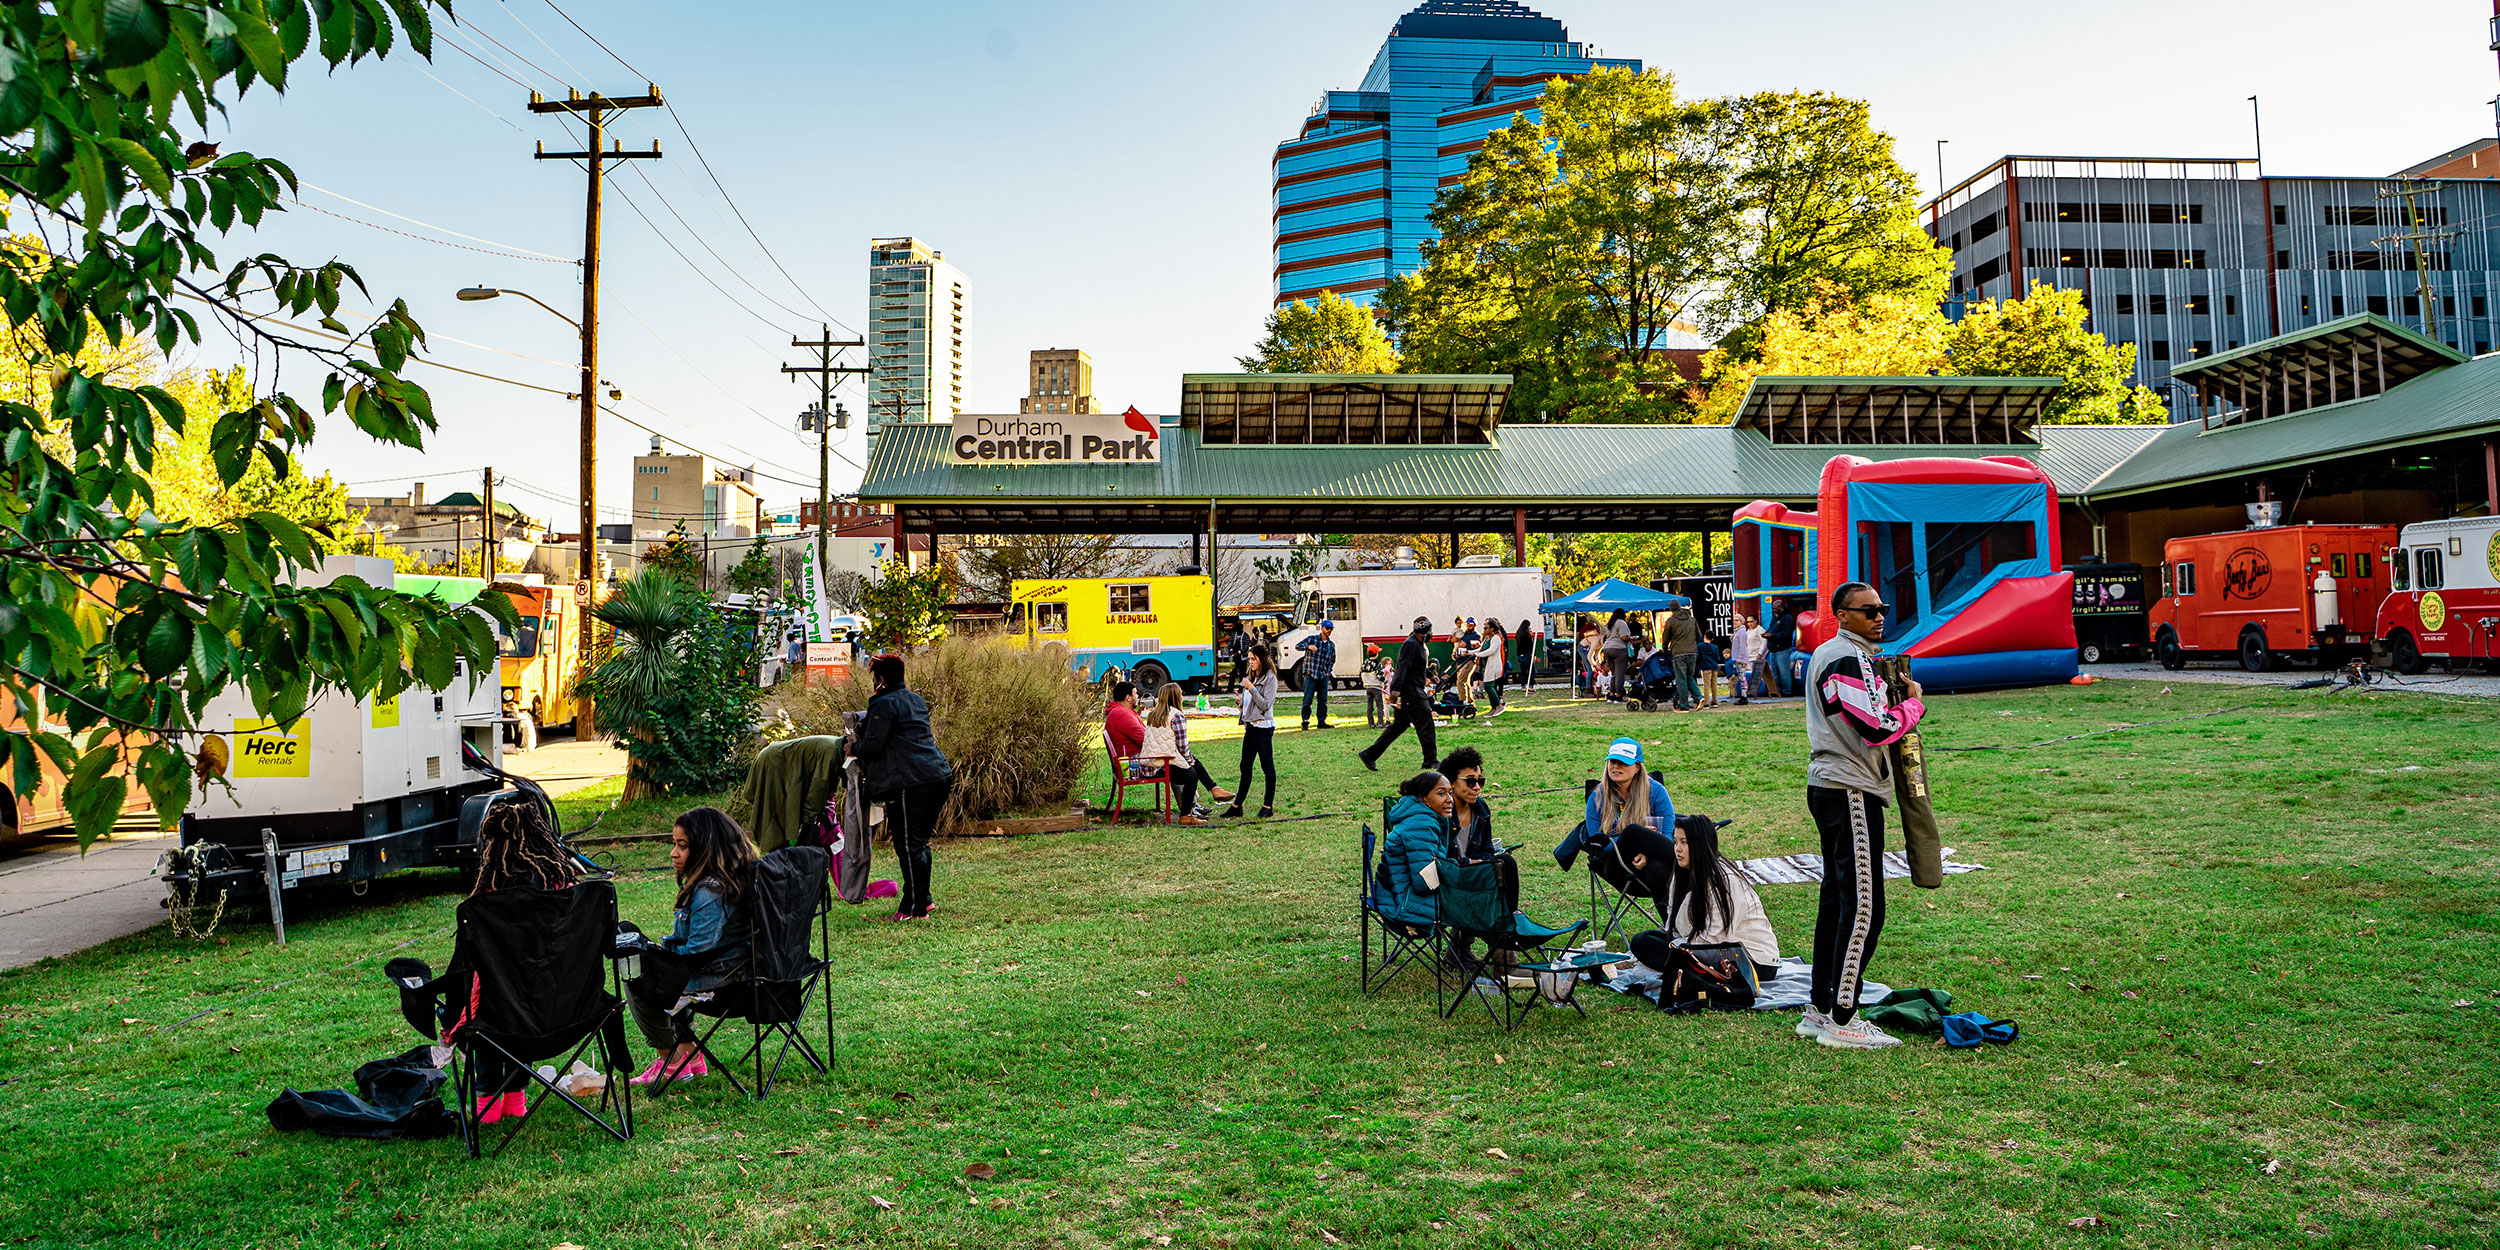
[1731,455,2078,691]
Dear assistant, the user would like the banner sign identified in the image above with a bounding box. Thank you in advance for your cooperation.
[948,408,1161,466]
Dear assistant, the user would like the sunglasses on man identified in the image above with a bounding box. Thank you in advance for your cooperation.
[1841,601,1890,617]
[1455,773,1486,788]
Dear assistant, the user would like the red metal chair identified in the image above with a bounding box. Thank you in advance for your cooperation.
[1101,734,1172,824]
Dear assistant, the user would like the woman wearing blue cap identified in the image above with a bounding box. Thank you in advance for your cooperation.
[1586,737,1673,846]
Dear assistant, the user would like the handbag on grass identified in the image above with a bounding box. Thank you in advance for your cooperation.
[1630,931,1759,1013]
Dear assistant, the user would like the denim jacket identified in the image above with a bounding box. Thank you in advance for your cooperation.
[662,879,749,991]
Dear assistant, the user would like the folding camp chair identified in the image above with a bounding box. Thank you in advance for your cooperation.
[1357,805,1441,997]
[651,845,835,1100]
[1576,773,1674,943]
[386,880,636,1159]
[1434,851,1589,1029]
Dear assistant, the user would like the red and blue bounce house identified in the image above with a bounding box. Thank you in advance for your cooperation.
[1732,454,2079,691]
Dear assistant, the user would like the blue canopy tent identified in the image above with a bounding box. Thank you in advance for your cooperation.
[1536,578,1689,615]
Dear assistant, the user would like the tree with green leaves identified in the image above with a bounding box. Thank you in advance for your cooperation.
[726,533,774,595]
[583,570,760,799]
[641,520,703,587]
[0,0,509,846]
[953,533,1154,602]
[1237,291,1398,374]
[1386,69,1949,422]
[857,556,954,652]
[1944,283,2168,425]
[1529,533,1706,595]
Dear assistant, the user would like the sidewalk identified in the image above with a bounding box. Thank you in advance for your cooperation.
[0,825,175,971]
[510,732,628,798]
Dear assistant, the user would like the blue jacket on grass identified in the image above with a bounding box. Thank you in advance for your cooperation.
[1376,795,1449,927]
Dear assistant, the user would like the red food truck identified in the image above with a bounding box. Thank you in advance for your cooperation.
[2149,522,2397,671]
[2375,516,2500,673]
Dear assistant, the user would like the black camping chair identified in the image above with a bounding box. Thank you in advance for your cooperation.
[386,880,636,1159]
[1434,851,1588,1030]
[1358,802,1441,997]
[1576,772,1677,942]
[650,845,833,1100]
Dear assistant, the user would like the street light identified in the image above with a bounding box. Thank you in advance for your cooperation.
[453,282,598,741]
[456,284,580,329]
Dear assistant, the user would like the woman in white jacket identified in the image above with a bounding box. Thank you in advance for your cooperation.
[1660,818,1781,981]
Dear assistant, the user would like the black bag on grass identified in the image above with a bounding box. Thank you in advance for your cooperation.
[267,1045,457,1140]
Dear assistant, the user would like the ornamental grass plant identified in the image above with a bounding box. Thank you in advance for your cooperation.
[776,634,1102,833]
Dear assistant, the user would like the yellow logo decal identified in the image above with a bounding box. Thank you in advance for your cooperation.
[2421,591,2448,633]
[232,718,311,778]
[2487,530,2500,583]
[370,694,399,729]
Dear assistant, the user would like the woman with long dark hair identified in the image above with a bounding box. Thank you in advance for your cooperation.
[849,653,955,920]
[1223,644,1278,819]
[627,806,758,1086]
[462,798,588,1121]
[1660,818,1781,983]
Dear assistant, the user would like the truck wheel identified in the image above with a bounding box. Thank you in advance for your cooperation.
[1278,663,1301,694]
[2237,628,2276,673]
[2155,628,2187,671]
[2389,630,2428,675]
[1133,661,1170,693]
[0,787,17,841]
[2080,642,2104,665]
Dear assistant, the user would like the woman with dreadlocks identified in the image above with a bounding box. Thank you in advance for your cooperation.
[463,797,586,1124]
[626,806,757,1087]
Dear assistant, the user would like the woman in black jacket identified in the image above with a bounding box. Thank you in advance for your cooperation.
[847,653,955,920]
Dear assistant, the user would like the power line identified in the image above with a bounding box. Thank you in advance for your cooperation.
[493,0,597,87]
[602,173,801,333]
[624,164,825,325]
[297,182,573,262]
[537,0,652,81]
[288,198,574,265]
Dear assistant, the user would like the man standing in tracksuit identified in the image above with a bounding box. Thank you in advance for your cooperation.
[1798,581,1926,1050]
[1359,616,1438,773]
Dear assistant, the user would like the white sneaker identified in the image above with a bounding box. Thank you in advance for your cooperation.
[1795,1007,1834,1039]
[1816,1016,1904,1049]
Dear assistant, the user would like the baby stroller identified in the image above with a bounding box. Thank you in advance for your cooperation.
[1628,649,1678,712]
[1430,668,1479,720]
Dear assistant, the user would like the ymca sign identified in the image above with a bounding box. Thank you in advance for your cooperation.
[949,407,1162,466]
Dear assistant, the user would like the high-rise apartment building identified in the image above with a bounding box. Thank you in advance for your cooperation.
[1271,0,1636,308]
[1925,143,2500,413]
[1020,348,1096,414]
[866,237,967,431]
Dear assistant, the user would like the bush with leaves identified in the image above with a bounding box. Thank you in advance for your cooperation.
[583,570,763,799]
[774,633,1099,834]
[726,534,774,595]
[0,0,510,846]
[856,555,953,651]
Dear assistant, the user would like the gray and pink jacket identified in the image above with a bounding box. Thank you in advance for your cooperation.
[1803,631,1926,800]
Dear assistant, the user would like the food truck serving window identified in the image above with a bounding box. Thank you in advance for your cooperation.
[2416,548,2445,590]
[1323,595,1358,624]
[1036,602,1069,634]
[2174,561,2197,596]
[1107,583,1151,614]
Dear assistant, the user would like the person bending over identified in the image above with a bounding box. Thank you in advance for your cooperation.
[1376,770,1455,929]
[849,654,955,920]
[1799,581,1926,1050]
[627,806,756,1086]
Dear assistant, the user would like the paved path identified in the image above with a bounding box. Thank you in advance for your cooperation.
[0,733,627,973]
[2086,661,2500,698]
[0,825,175,971]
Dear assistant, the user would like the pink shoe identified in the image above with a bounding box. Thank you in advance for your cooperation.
[500,1090,528,1119]
[675,1054,708,1082]
[629,1055,673,1087]
[476,1093,506,1125]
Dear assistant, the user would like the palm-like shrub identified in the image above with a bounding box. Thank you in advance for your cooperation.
[585,570,761,797]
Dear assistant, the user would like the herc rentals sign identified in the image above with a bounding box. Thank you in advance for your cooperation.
[949,407,1162,466]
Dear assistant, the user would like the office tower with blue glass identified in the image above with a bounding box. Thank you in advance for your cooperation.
[1272,0,1636,308]
[867,236,967,433]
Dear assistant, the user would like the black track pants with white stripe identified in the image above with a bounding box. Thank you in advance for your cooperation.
[1807,784,1887,1026]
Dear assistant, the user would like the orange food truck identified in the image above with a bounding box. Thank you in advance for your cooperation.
[2375,516,2500,673]
[2149,519,2397,671]
[0,690,157,843]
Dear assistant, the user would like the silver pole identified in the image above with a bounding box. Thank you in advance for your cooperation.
[261,827,287,946]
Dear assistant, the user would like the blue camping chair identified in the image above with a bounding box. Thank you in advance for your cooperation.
[1358,800,1442,998]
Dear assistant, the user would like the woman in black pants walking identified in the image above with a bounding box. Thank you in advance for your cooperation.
[847,653,955,920]
[1224,645,1278,818]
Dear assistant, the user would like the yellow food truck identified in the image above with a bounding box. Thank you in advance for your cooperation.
[398,574,586,750]
[1008,575,1216,692]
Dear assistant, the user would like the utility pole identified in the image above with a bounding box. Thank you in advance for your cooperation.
[479,466,496,578]
[782,324,867,582]
[2377,179,2458,344]
[530,85,662,739]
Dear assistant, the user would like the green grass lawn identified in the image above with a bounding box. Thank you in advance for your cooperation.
[3,680,2496,1249]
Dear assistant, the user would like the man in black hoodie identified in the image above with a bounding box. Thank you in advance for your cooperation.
[1359,617,1438,773]
[848,653,955,920]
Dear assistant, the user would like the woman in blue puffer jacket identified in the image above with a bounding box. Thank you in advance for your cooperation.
[1377,770,1456,927]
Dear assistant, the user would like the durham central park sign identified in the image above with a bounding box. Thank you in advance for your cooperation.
[949,407,1163,466]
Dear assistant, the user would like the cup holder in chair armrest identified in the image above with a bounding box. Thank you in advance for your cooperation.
[384,956,433,990]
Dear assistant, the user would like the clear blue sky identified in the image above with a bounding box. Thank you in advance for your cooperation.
[206,0,2500,526]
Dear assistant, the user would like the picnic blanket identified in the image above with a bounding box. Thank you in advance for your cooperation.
[1602,956,1890,1013]
[1731,847,1986,887]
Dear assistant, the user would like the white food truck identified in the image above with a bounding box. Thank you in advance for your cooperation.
[1275,562,1552,689]
[165,555,523,909]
